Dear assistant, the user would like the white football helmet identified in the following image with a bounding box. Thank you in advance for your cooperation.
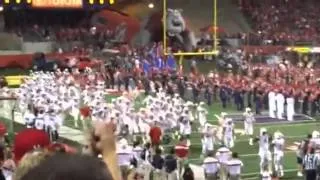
[274,131,283,139]
[260,128,267,135]
[312,131,320,138]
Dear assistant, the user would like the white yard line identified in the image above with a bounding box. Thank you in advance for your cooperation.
[242,168,298,176]
[188,150,296,163]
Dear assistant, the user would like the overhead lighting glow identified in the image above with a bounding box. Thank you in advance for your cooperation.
[148,3,154,8]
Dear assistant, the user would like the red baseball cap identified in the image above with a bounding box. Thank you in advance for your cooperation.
[13,129,50,163]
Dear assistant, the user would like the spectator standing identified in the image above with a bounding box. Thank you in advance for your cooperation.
[202,151,219,180]
[151,148,164,180]
[303,147,319,180]
[164,148,178,180]
[175,137,189,179]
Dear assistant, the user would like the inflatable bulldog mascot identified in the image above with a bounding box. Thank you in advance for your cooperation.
[165,9,196,51]
[145,9,197,52]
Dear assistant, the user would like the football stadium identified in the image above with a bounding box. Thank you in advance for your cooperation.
[0,0,319,180]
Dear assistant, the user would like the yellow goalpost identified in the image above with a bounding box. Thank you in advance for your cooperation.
[162,0,218,56]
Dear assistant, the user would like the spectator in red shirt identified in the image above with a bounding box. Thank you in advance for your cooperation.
[149,121,162,150]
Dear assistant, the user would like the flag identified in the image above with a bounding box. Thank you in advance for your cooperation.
[143,60,150,74]
[167,55,176,69]
[155,57,163,69]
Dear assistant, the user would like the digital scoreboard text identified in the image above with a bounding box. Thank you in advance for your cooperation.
[1,0,115,8]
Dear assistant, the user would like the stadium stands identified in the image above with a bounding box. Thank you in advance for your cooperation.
[239,0,320,45]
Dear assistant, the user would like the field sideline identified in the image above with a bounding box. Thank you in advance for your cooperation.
[0,93,318,179]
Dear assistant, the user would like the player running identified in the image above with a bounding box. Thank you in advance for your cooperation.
[272,131,285,177]
[255,128,272,175]
[222,118,235,149]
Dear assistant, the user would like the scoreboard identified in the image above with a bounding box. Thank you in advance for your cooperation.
[1,0,115,9]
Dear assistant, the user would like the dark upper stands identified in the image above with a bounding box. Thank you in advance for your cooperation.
[238,0,320,45]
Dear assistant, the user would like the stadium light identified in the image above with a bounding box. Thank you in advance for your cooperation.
[148,3,154,9]
[0,6,3,12]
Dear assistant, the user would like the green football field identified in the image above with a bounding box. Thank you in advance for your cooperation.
[61,94,319,179]
[0,65,319,179]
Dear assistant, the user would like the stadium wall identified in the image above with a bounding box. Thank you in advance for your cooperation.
[0,52,79,69]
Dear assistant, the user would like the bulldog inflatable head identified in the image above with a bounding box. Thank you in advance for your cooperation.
[166,9,186,36]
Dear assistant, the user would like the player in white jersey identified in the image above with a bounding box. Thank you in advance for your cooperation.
[261,170,272,180]
[243,107,255,145]
[311,131,320,149]
[226,152,243,180]
[201,123,216,156]
[216,145,231,180]
[272,131,285,177]
[222,118,234,148]
[34,114,45,130]
[257,128,272,175]
[23,105,36,128]
[197,102,208,127]
[202,151,220,179]
[45,110,59,142]
[179,112,192,146]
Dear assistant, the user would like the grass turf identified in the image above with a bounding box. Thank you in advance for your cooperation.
[0,65,319,179]
[62,94,319,179]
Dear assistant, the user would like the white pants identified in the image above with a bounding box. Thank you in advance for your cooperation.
[259,150,272,165]
[199,117,207,127]
[269,105,276,118]
[277,106,284,119]
[202,137,214,154]
[223,136,234,148]
[287,104,294,121]
[244,122,253,135]
[273,152,283,167]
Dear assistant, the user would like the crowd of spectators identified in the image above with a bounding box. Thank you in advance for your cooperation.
[3,9,117,52]
[238,0,320,45]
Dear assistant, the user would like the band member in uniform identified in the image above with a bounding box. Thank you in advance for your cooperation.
[268,89,276,118]
[276,90,285,119]
[286,90,295,121]
[243,107,255,145]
